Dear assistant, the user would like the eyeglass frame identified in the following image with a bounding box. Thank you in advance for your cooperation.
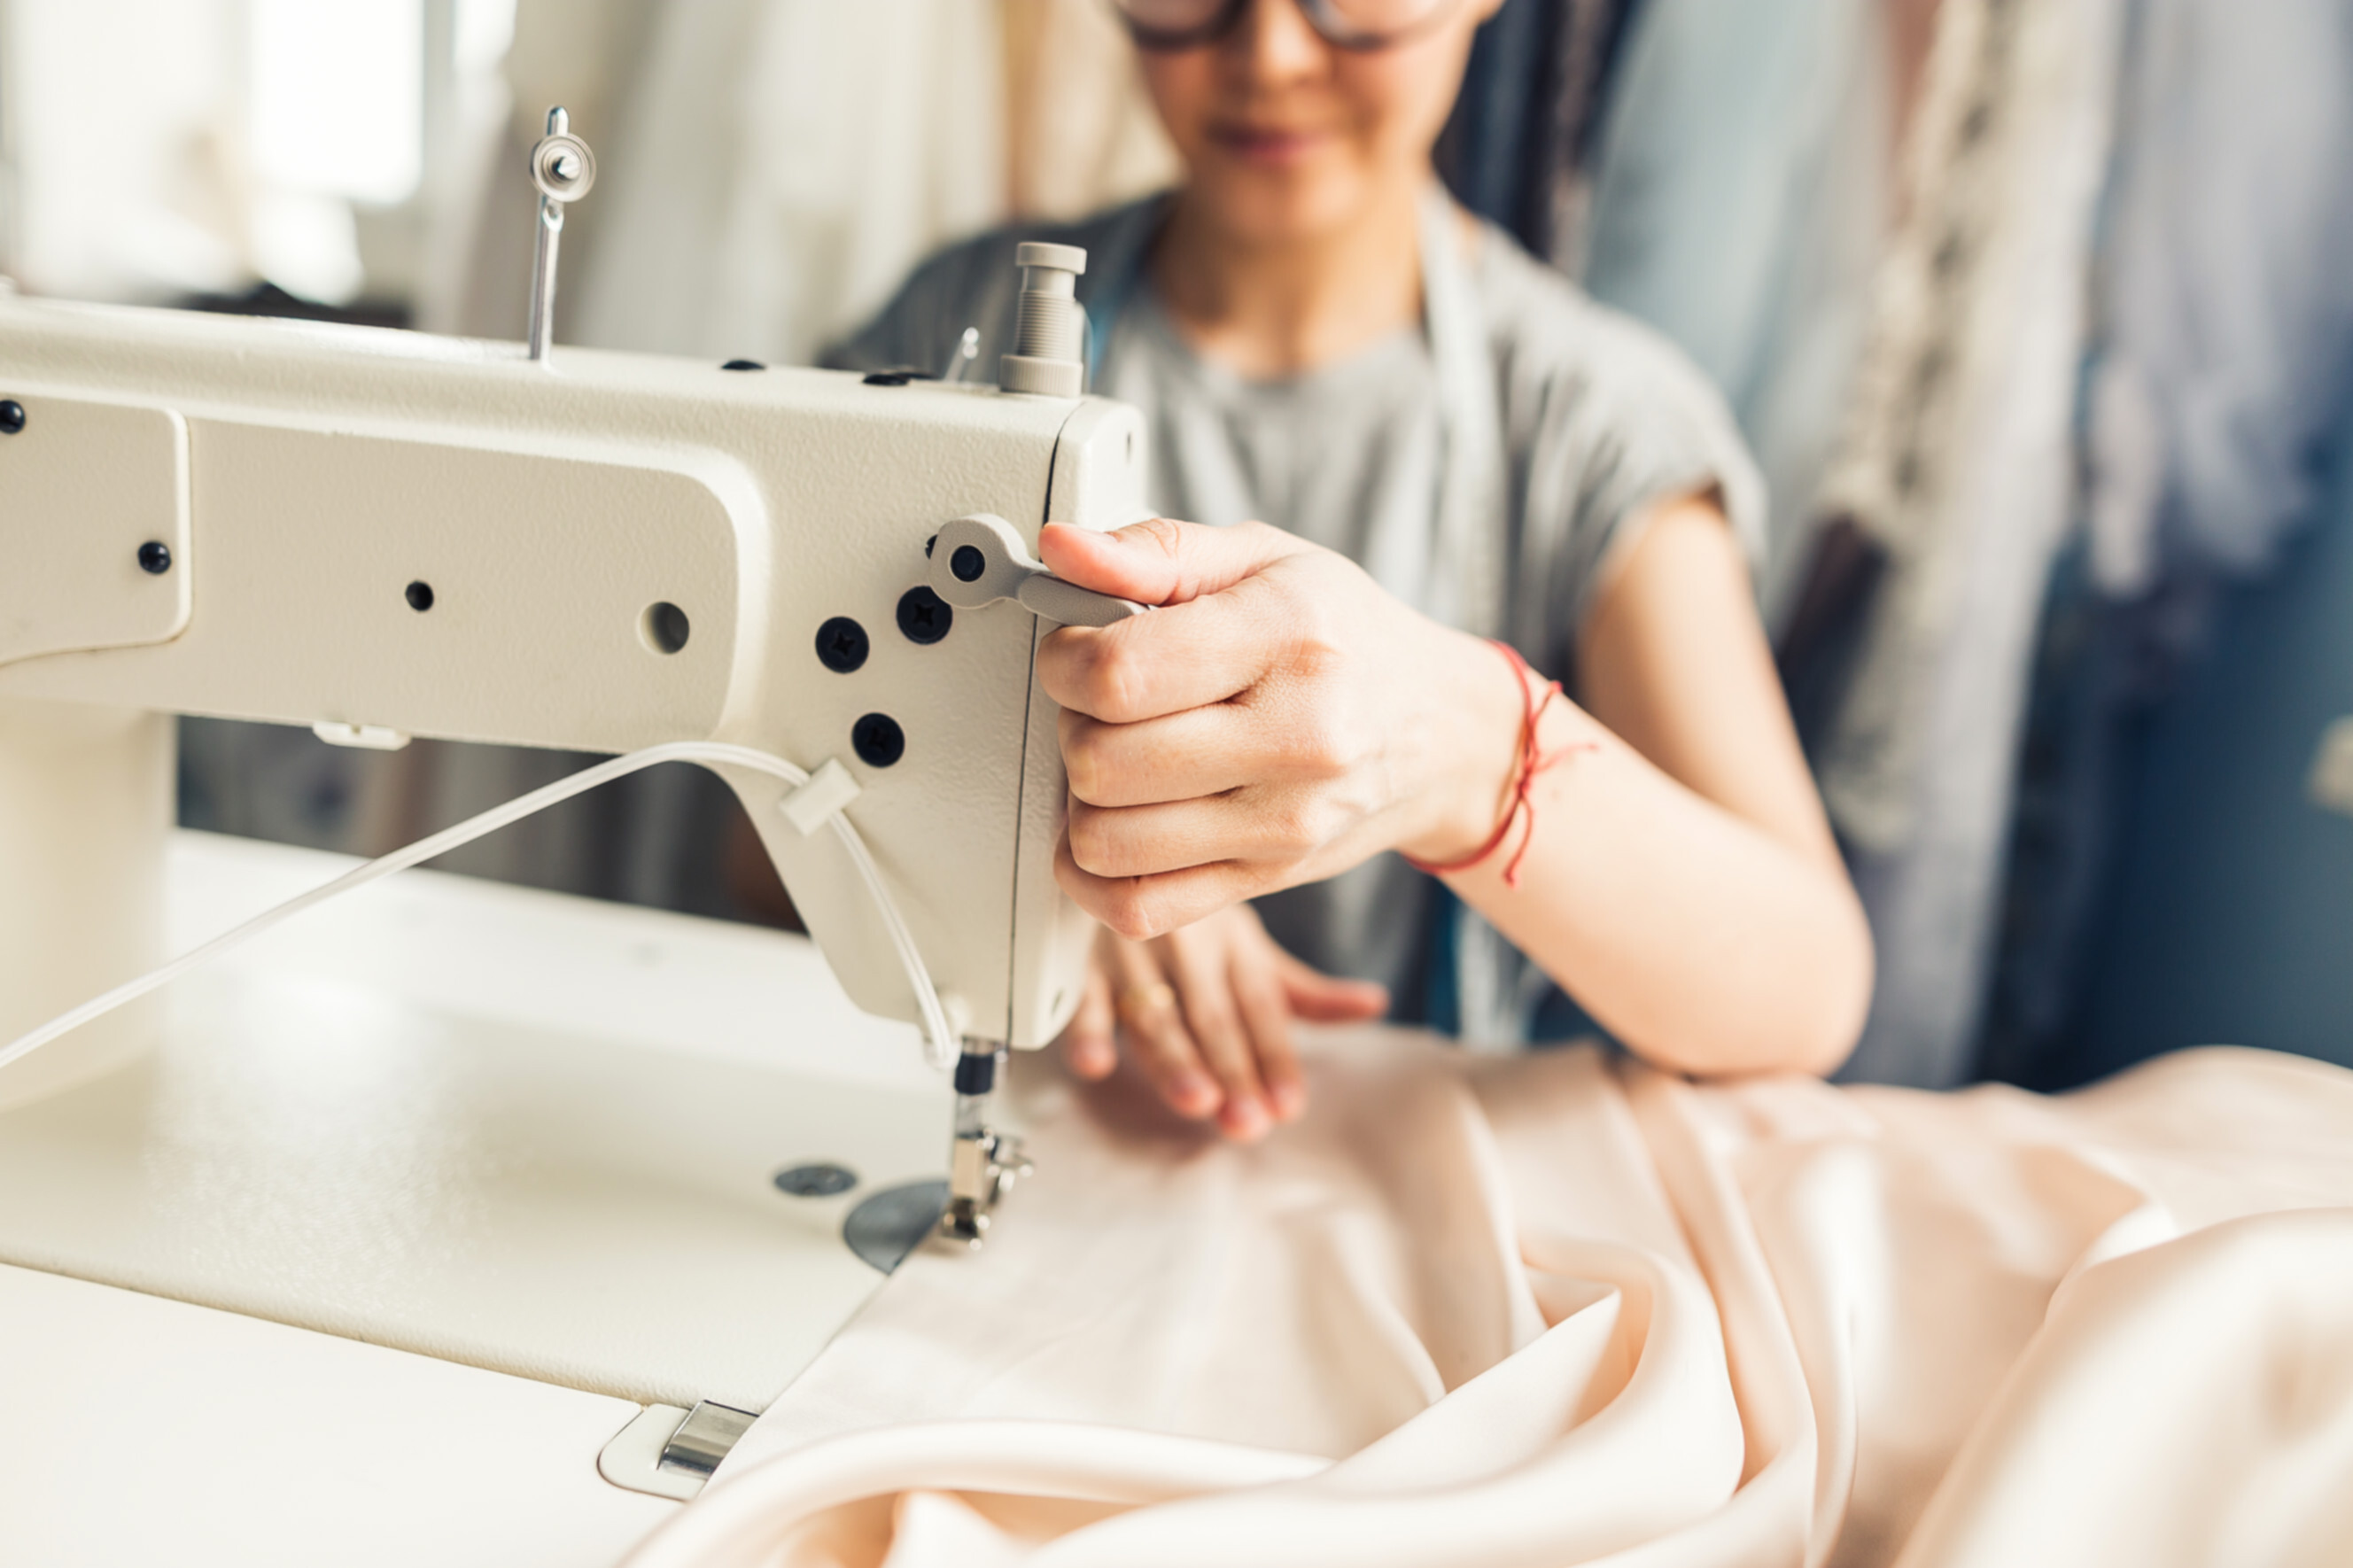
[1114,0,1458,53]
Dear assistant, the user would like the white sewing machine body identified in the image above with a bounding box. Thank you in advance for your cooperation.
[0,278,1142,1558]
[0,289,1146,1090]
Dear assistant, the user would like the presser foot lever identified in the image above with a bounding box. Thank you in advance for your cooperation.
[942,1124,1030,1246]
[941,1044,1029,1246]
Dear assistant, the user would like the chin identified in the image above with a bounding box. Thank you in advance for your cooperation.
[1190,158,1374,247]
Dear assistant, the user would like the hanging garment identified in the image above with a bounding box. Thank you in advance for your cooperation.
[1435,0,1636,274]
[1000,0,1181,222]
[1984,0,2353,1084]
[570,0,1006,369]
[622,1029,2353,1567]
[1806,0,2124,1088]
[1579,0,1889,625]
[2081,0,2353,600]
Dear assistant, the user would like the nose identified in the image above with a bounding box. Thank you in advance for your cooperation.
[1223,0,1332,81]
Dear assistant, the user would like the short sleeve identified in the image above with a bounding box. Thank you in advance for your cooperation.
[1484,237,1767,677]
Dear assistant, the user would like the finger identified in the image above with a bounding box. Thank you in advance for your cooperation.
[1037,580,1293,724]
[1056,837,1268,942]
[1108,939,1221,1119]
[1066,791,1328,882]
[1276,950,1391,1021]
[1161,933,1272,1141]
[1231,948,1307,1124]
[1060,704,1261,809]
[1040,516,1308,607]
[1060,956,1116,1080]
[1037,532,1347,725]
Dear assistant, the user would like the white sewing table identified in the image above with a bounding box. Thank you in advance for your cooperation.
[0,829,953,1565]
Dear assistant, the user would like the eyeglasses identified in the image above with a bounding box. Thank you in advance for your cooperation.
[1113,0,1456,52]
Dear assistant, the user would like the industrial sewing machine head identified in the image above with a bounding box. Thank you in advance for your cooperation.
[0,112,1142,1247]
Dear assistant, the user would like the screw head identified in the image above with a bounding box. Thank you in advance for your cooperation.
[0,400,24,434]
[720,358,765,372]
[950,544,987,583]
[851,712,905,769]
[815,615,870,673]
[896,586,952,646]
[136,540,172,575]
[405,580,435,612]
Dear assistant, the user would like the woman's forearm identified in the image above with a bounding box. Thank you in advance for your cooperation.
[1437,682,1873,1076]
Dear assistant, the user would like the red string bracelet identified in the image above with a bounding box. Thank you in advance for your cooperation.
[1403,640,1596,889]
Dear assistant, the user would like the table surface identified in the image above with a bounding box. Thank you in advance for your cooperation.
[0,830,959,1565]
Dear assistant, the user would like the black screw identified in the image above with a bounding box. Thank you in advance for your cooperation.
[406,580,435,612]
[0,400,23,434]
[721,359,765,371]
[773,1162,858,1198]
[950,544,986,583]
[896,586,952,646]
[136,540,173,575]
[851,712,905,768]
[815,616,869,673]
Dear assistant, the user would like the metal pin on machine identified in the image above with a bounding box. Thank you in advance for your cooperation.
[943,1044,1030,1246]
[526,106,597,363]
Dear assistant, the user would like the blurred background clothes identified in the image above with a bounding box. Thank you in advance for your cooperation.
[17,0,2353,1089]
[1982,0,2353,1086]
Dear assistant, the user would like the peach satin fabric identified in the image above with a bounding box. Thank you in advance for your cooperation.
[627,1033,2353,1567]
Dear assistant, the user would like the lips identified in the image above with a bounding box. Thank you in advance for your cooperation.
[1207,122,1332,165]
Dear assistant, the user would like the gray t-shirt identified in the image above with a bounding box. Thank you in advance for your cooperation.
[828,197,1761,1035]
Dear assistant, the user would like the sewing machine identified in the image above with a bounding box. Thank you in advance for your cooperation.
[0,114,1139,1560]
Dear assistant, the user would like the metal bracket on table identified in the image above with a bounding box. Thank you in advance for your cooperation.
[597,1399,760,1502]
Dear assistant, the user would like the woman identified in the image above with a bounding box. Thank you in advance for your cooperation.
[830,0,1873,1138]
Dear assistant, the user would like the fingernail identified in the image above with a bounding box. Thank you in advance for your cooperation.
[1222,1098,1270,1141]
[1168,1071,1219,1115]
[1270,1082,1307,1122]
[1074,1040,1114,1078]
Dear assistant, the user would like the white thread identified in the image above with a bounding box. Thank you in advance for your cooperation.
[0,741,960,1077]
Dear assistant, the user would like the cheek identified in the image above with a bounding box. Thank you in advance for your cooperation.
[1337,41,1474,168]
[1138,55,1218,167]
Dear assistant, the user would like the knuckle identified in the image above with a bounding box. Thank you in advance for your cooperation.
[1066,804,1121,876]
[1103,892,1161,944]
[1133,515,1187,561]
[1260,797,1327,858]
[1290,710,1355,780]
[1083,639,1152,723]
[1061,727,1111,803]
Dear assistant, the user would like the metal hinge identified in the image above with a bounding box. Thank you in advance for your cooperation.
[597,1399,760,1502]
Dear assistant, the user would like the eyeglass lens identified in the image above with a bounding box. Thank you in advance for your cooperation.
[1116,0,1451,50]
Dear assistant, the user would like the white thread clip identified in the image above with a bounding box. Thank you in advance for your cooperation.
[780,757,862,837]
[313,721,411,751]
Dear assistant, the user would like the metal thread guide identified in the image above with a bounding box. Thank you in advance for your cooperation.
[526,106,596,362]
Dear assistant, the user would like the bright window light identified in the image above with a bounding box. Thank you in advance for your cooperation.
[456,0,518,74]
[249,0,425,206]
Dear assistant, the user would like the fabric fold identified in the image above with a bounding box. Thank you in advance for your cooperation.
[627,1031,2353,1567]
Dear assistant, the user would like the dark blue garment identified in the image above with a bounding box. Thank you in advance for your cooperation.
[1435,0,1639,266]
[1995,400,2353,1088]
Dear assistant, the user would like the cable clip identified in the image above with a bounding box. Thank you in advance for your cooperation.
[779,757,862,836]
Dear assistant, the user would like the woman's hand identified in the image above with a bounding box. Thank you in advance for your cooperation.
[1038,517,1523,941]
[1058,904,1388,1138]
[1040,505,1872,1080]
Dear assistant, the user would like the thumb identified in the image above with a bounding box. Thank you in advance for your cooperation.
[1277,953,1391,1023]
[1040,517,1305,608]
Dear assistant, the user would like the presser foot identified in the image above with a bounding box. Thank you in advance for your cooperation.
[939,1125,1031,1247]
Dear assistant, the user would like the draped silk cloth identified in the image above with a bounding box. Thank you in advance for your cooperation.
[625,1033,2353,1567]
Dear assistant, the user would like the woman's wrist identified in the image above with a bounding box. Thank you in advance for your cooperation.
[1395,629,1534,866]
